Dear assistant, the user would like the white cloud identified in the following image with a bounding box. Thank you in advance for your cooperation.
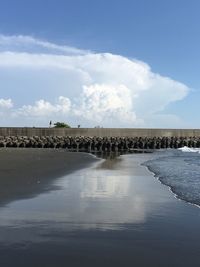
[15,96,71,117]
[0,35,189,127]
[75,84,137,125]
[0,34,88,55]
[0,98,13,109]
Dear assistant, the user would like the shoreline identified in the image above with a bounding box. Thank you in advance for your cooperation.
[147,165,200,209]
[1,147,198,210]
[0,148,99,206]
[142,152,200,209]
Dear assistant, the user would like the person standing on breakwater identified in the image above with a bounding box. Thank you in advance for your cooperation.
[49,121,52,128]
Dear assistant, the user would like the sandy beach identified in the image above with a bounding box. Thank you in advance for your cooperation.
[1,149,200,267]
[0,148,98,206]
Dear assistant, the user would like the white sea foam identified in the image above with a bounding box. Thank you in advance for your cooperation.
[178,146,200,153]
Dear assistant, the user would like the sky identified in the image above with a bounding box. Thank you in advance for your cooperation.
[0,0,200,128]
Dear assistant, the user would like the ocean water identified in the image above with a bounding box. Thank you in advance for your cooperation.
[144,147,200,207]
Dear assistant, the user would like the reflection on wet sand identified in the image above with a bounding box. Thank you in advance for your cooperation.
[0,154,161,235]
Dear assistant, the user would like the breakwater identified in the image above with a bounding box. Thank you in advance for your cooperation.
[0,135,200,152]
[1,128,200,151]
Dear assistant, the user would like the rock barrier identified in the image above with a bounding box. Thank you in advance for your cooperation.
[0,136,199,151]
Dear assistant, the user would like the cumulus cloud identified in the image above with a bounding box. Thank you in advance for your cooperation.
[0,98,14,124]
[0,98,13,109]
[0,35,189,127]
[15,96,71,117]
[75,84,137,125]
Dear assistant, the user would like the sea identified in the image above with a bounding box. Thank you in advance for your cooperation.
[143,146,200,207]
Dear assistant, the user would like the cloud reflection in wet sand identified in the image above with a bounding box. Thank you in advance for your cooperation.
[0,154,171,241]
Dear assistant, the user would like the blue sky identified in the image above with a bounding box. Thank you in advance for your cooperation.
[0,0,199,127]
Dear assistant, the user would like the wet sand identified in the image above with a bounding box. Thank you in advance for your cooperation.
[1,150,200,267]
[0,148,98,206]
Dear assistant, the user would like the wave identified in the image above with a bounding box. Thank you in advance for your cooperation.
[143,149,200,207]
[178,146,200,153]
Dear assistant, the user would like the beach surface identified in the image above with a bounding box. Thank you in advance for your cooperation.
[0,149,200,267]
[0,148,98,206]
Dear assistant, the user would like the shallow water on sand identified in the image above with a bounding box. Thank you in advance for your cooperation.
[1,153,200,267]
